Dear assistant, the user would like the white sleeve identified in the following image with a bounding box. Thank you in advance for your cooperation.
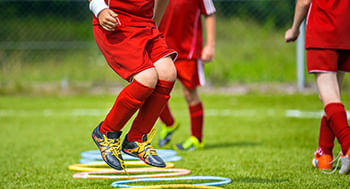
[202,0,216,15]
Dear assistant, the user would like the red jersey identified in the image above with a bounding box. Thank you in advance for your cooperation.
[92,0,155,27]
[305,0,350,49]
[159,0,216,60]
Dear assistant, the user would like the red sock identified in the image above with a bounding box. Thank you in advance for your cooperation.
[317,115,335,155]
[128,80,175,142]
[159,102,175,127]
[190,102,204,142]
[99,80,154,135]
[325,103,350,154]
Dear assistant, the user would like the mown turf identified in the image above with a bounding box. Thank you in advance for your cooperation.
[1,93,350,188]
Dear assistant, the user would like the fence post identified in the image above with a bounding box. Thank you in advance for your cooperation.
[296,20,305,92]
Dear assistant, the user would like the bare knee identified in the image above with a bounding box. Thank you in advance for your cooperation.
[162,66,177,81]
[133,68,158,88]
[154,57,177,82]
[183,87,201,105]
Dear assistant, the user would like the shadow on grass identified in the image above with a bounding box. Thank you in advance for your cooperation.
[231,177,288,183]
[205,141,261,149]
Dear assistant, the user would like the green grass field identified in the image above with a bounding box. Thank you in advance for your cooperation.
[2,92,350,188]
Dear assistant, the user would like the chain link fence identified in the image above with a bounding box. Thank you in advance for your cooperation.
[0,0,298,93]
[0,0,92,50]
[0,0,293,48]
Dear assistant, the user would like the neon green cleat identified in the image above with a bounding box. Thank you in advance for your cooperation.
[175,136,204,151]
[158,121,180,148]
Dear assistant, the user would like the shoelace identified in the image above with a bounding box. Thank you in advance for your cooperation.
[143,143,157,155]
[147,126,157,143]
[321,151,342,174]
[103,136,122,154]
[102,136,126,170]
[109,138,128,175]
[138,127,158,157]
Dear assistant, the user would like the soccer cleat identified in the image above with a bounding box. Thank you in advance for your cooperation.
[175,136,204,151]
[122,134,166,167]
[158,121,180,147]
[339,149,350,175]
[92,123,125,170]
[312,153,333,170]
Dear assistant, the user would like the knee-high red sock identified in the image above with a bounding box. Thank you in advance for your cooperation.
[128,80,175,142]
[317,115,335,155]
[190,102,204,142]
[325,103,350,154]
[99,80,154,135]
[159,102,175,127]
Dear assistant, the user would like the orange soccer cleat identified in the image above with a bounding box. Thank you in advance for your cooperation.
[312,153,333,170]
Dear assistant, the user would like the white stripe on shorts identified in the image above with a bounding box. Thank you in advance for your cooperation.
[197,59,206,86]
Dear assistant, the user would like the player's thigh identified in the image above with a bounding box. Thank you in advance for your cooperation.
[336,50,350,93]
[182,86,201,105]
[337,71,345,92]
[133,68,158,88]
[154,57,177,81]
[147,28,177,81]
[315,72,341,105]
[307,49,345,104]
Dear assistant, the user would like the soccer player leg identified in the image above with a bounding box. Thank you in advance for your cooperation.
[101,68,158,134]
[174,60,204,150]
[158,102,180,147]
[313,115,335,170]
[122,57,176,167]
[312,71,345,170]
[158,60,180,148]
[92,69,157,170]
[316,72,350,174]
[175,87,205,151]
[92,25,159,170]
[160,103,175,127]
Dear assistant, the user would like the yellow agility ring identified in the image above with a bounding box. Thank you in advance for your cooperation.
[72,168,191,179]
[68,162,175,172]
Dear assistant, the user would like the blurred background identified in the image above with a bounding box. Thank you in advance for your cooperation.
[0,0,339,95]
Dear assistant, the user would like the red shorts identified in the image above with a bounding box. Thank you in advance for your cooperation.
[93,25,177,81]
[175,59,205,89]
[306,49,350,73]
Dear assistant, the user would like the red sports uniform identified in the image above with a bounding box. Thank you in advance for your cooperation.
[158,0,215,144]
[304,0,350,160]
[158,0,215,89]
[92,0,176,81]
[92,0,176,142]
[305,0,350,73]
